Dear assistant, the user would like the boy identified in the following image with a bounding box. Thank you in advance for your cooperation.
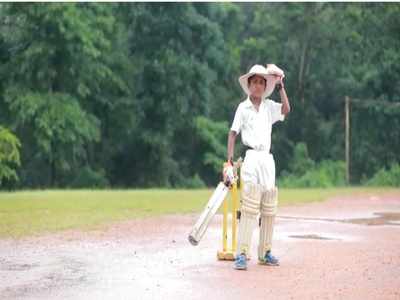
[224,64,290,270]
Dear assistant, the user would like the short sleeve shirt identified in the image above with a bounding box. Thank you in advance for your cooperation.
[230,97,284,152]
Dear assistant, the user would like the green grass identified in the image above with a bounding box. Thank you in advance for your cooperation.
[0,187,397,238]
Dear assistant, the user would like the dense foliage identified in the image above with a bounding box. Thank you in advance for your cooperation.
[0,3,398,188]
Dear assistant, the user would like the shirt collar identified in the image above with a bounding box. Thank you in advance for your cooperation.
[244,97,268,109]
[244,97,253,108]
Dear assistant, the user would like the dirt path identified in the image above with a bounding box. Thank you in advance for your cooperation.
[1,191,400,300]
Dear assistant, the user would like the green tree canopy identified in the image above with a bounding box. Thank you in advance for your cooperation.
[0,3,398,188]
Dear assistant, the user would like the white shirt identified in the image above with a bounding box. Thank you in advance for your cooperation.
[230,97,284,152]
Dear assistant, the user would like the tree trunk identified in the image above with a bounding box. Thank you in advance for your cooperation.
[50,140,56,187]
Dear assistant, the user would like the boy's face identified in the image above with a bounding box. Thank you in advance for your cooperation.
[248,75,266,98]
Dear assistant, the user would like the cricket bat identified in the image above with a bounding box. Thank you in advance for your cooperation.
[188,182,230,246]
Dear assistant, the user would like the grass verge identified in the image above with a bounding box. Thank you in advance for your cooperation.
[0,187,397,238]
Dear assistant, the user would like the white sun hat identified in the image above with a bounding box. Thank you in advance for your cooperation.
[238,64,285,98]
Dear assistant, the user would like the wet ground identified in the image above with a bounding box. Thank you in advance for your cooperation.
[1,191,400,300]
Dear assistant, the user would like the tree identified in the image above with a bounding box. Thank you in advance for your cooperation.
[1,3,128,186]
[112,3,231,187]
[0,3,398,188]
[0,127,21,185]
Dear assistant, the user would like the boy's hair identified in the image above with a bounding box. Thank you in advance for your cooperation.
[248,74,266,87]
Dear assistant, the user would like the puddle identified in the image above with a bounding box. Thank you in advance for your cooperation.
[279,212,400,226]
[0,261,39,271]
[343,212,400,226]
[289,234,339,240]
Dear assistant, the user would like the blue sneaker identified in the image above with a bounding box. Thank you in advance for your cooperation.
[259,250,280,266]
[234,253,247,270]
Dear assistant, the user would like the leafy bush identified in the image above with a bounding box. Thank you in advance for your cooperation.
[279,142,346,187]
[288,142,315,175]
[365,163,400,186]
[177,173,206,189]
[279,160,346,188]
[194,116,228,173]
[70,167,109,188]
[0,126,21,185]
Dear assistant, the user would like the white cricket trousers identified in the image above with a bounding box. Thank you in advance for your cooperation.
[240,150,276,189]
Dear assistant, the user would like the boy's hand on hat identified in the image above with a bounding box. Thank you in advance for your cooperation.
[279,76,285,88]
[275,75,284,91]
[266,64,285,77]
